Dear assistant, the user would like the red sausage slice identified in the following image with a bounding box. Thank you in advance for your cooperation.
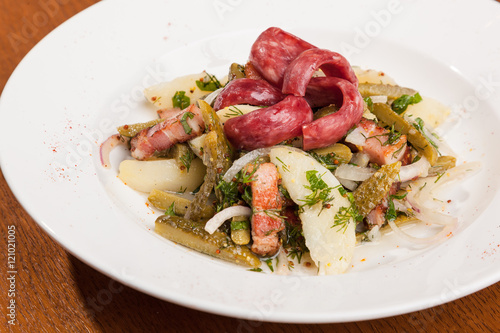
[304,76,344,108]
[282,49,358,97]
[302,77,364,151]
[213,78,285,111]
[224,95,313,151]
[249,27,316,88]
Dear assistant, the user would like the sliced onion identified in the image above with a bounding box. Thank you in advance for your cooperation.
[99,134,128,169]
[350,152,370,167]
[337,178,358,191]
[222,148,271,182]
[275,247,291,275]
[202,88,223,106]
[404,114,456,157]
[335,164,374,181]
[398,156,430,182]
[405,161,481,226]
[388,219,454,245]
[366,225,381,242]
[344,127,366,146]
[204,205,252,234]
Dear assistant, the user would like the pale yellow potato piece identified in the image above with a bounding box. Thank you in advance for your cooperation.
[144,73,207,109]
[405,97,451,128]
[216,104,260,125]
[353,66,397,85]
[270,147,356,275]
[118,158,206,193]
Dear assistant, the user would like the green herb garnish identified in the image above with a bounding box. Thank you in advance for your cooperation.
[180,111,195,135]
[385,193,407,222]
[309,151,341,171]
[412,117,439,151]
[179,149,194,172]
[248,268,263,272]
[224,106,244,118]
[391,92,422,114]
[231,218,249,231]
[364,96,373,112]
[165,202,176,216]
[265,258,274,272]
[172,91,190,109]
[196,73,222,91]
[333,187,363,233]
[299,170,335,213]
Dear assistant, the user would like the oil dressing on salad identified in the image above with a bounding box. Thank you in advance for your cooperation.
[100,27,480,275]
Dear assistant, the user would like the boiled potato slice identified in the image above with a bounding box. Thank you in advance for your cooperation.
[118,157,205,193]
[144,73,207,109]
[216,104,260,125]
[405,96,451,128]
[270,147,356,275]
[353,66,397,85]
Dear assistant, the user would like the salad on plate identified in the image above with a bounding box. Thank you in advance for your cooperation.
[100,27,479,275]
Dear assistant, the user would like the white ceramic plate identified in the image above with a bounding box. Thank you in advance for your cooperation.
[1,0,499,323]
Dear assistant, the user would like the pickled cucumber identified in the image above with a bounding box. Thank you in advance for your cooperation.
[371,103,438,165]
[117,119,164,137]
[358,83,416,100]
[148,189,214,218]
[155,215,261,268]
[353,161,401,217]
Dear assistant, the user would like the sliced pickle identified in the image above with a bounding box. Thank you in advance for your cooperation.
[371,103,438,165]
[148,189,214,218]
[358,83,417,100]
[353,162,401,217]
[155,215,261,268]
[117,119,164,137]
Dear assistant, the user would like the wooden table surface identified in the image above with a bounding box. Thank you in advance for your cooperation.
[1,1,499,332]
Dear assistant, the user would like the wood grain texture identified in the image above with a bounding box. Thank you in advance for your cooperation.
[0,1,499,332]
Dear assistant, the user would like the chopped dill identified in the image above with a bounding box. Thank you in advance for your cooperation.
[179,149,194,172]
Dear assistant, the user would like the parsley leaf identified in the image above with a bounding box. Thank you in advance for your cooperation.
[196,73,222,91]
[172,91,191,109]
[391,92,422,114]
[385,193,408,222]
[180,111,195,135]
